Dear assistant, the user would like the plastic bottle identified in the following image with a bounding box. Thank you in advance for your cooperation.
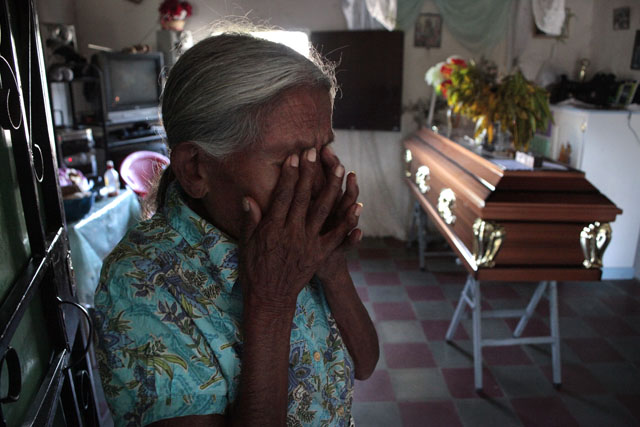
[103,160,120,196]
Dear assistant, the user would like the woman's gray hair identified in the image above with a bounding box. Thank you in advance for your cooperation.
[151,32,336,209]
[162,32,336,156]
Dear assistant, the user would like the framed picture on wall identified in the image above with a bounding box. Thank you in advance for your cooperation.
[414,13,442,48]
[613,7,630,30]
[631,31,640,69]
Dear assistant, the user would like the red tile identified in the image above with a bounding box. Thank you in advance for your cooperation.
[406,285,446,301]
[616,394,640,422]
[600,295,640,315]
[353,369,395,402]
[482,346,533,366]
[395,259,420,271]
[441,367,503,398]
[358,248,390,259]
[534,299,577,317]
[364,272,402,286]
[373,301,416,321]
[511,397,579,427]
[610,280,640,297]
[540,364,606,395]
[584,317,638,337]
[398,401,463,427]
[565,338,625,363]
[422,319,469,341]
[449,298,492,311]
[480,284,521,299]
[557,282,598,298]
[347,259,362,272]
[383,236,406,248]
[504,318,550,338]
[434,272,467,284]
[356,286,369,302]
[383,342,436,368]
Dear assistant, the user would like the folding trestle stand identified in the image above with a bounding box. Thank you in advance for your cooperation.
[445,275,562,391]
[407,201,453,271]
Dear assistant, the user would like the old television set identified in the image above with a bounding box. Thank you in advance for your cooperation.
[93,52,164,124]
[310,30,404,132]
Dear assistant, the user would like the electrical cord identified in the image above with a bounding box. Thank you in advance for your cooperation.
[627,111,640,145]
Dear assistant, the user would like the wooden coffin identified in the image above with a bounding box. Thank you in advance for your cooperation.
[404,128,622,282]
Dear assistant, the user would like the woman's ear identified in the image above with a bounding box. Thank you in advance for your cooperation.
[170,142,212,199]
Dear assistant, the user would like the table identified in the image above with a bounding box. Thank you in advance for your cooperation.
[67,188,141,305]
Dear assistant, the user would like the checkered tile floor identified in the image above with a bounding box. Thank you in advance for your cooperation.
[349,237,640,427]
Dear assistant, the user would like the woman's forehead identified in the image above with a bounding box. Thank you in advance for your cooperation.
[260,87,334,154]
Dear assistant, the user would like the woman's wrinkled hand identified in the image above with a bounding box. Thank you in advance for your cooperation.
[315,145,363,286]
[239,148,357,315]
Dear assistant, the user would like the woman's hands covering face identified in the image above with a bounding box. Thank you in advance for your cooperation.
[315,146,362,285]
[239,147,360,314]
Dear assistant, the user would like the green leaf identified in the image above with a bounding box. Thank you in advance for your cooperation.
[153,358,174,379]
[163,354,188,371]
[199,372,224,390]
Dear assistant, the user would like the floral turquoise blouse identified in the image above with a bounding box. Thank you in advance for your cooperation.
[94,183,355,426]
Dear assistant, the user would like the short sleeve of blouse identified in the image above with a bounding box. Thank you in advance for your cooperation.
[95,263,230,426]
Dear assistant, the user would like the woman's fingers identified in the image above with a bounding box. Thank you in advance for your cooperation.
[320,144,340,173]
[336,172,359,218]
[343,228,363,249]
[240,196,262,245]
[321,201,361,253]
[267,153,299,224]
[287,148,316,226]
[308,163,345,234]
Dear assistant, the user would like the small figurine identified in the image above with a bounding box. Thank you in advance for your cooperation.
[558,142,572,164]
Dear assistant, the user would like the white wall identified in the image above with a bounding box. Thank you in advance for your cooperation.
[63,0,517,239]
[37,0,76,24]
[513,0,594,81]
[635,223,640,279]
[591,0,640,80]
[36,0,640,240]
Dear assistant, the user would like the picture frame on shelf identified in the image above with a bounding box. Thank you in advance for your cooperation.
[414,13,442,48]
[613,7,630,30]
[614,81,639,106]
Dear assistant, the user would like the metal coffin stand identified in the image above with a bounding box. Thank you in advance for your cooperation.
[404,128,622,391]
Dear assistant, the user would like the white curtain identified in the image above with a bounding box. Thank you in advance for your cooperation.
[532,0,566,36]
[339,0,411,240]
[342,0,386,30]
[342,0,425,31]
[333,130,411,240]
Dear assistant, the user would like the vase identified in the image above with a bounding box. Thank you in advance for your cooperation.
[446,107,463,138]
[478,121,512,154]
[161,19,185,31]
[493,123,511,152]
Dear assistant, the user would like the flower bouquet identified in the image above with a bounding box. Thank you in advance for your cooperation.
[424,56,470,135]
[427,57,552,152]
[425,56,468,98]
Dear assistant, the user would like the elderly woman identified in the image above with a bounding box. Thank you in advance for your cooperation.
[94,33,379,427]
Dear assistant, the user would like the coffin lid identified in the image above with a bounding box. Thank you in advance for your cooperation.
[405,128,622,223]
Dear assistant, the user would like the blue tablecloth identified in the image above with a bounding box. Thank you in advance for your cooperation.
[68,188,141,305]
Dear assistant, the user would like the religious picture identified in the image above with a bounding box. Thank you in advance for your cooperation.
[632,30,640,69]
[613,7,630,30]
[414,13,442,48]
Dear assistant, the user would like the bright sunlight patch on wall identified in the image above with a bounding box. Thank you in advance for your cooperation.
[251,31,310,57]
